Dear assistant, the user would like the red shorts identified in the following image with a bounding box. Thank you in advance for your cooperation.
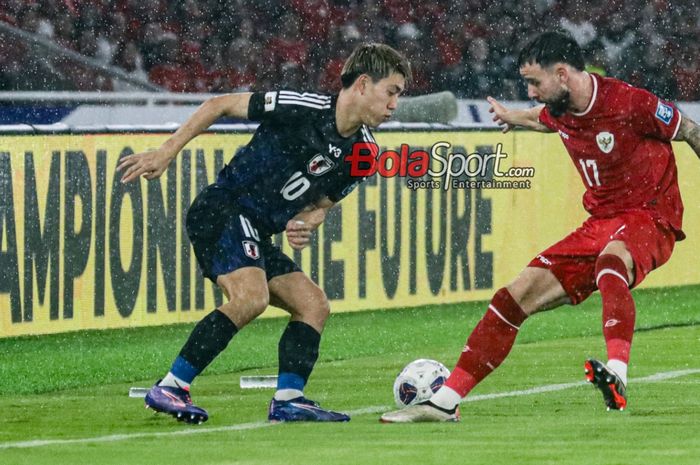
[528,210,676,305]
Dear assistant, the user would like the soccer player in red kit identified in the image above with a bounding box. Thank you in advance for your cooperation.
[381,31,700,422]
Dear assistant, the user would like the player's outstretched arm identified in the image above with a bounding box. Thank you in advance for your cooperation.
[118,93,253,183]
[674,114,700,159]
[487,97,550,133]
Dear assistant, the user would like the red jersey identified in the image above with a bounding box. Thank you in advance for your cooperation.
[539,73,685,239]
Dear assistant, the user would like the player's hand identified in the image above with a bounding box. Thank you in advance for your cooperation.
[285,220,313,250]
[117,148,174,183]
[487,96,515,133]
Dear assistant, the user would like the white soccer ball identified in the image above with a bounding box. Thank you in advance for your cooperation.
[393,358,450,408]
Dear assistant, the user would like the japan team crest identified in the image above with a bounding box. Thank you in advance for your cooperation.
[242,240,260,260]
[596,131,615,154]
[307,153,335,176]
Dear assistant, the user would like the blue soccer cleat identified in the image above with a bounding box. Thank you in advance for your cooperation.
[268,397,350,422]
[144,381,209,424]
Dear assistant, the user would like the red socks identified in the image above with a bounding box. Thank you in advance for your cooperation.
[595,254,635,364]
[445,288,528,397]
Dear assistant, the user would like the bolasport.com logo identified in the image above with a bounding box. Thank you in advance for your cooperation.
[345,142,534,190]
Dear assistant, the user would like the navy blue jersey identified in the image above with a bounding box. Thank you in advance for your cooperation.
[215,90,375,235]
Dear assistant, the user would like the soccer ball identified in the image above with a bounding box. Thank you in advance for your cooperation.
[393,359,450,408]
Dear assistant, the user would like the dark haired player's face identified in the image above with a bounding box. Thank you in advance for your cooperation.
[360,72,405,127]
[520,63,570,117]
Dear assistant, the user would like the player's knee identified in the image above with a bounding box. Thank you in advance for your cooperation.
[506,267,568,315]
[220,286,269,318]
[598,241,634,283]
[298,287,331,323]
[506,280,537,315]
[314,295,331,322]
[600,241,631,262]
[245,290,270,316]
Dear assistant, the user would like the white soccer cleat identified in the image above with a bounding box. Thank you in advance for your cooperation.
[380,401,460,423]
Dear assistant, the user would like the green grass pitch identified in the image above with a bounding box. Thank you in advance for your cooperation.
[1,285,699,465]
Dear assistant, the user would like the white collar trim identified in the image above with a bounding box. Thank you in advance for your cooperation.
[571,72,597,117]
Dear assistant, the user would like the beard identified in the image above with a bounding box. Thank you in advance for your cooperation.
[542,88,570,117]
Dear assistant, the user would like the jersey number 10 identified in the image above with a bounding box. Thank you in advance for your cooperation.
[281,171,311,200]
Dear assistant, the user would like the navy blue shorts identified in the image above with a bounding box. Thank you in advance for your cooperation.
[186,185,301,282]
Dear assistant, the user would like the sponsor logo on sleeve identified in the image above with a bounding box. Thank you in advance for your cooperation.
[264,91,277,112]
[655,101,673,125]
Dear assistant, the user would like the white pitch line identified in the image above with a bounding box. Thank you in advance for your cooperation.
[0,421,276,450]
[464,368,700,403]
[1,368,698,450]
[634,368,700,382]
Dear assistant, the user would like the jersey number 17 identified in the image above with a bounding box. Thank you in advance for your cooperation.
[579,159,601,187]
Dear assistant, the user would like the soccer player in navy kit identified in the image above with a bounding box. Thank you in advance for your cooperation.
[118,43,411,424]
[381,32,700,423]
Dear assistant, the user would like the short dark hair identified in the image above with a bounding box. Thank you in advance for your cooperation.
[518,31,585,71]
[340,43,412,88]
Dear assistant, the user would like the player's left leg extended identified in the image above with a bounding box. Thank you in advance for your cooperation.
[586,212,676,411]
[266,271,350,422]
[586,241,634,410]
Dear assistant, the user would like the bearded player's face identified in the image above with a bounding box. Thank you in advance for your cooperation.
[520,62,570,117]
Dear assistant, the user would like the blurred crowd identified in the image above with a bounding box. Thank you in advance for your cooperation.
[0,0,698,100]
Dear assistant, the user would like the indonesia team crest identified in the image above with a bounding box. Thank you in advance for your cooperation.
[596,131,615,154]
[307,154,334,176]
[242,240,260,260]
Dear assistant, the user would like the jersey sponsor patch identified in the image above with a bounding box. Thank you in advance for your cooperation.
[655,101,673,125]
[242,240,260,260]
[596,131,615,154]
[264,91,277,112]
[307,153,335,176]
